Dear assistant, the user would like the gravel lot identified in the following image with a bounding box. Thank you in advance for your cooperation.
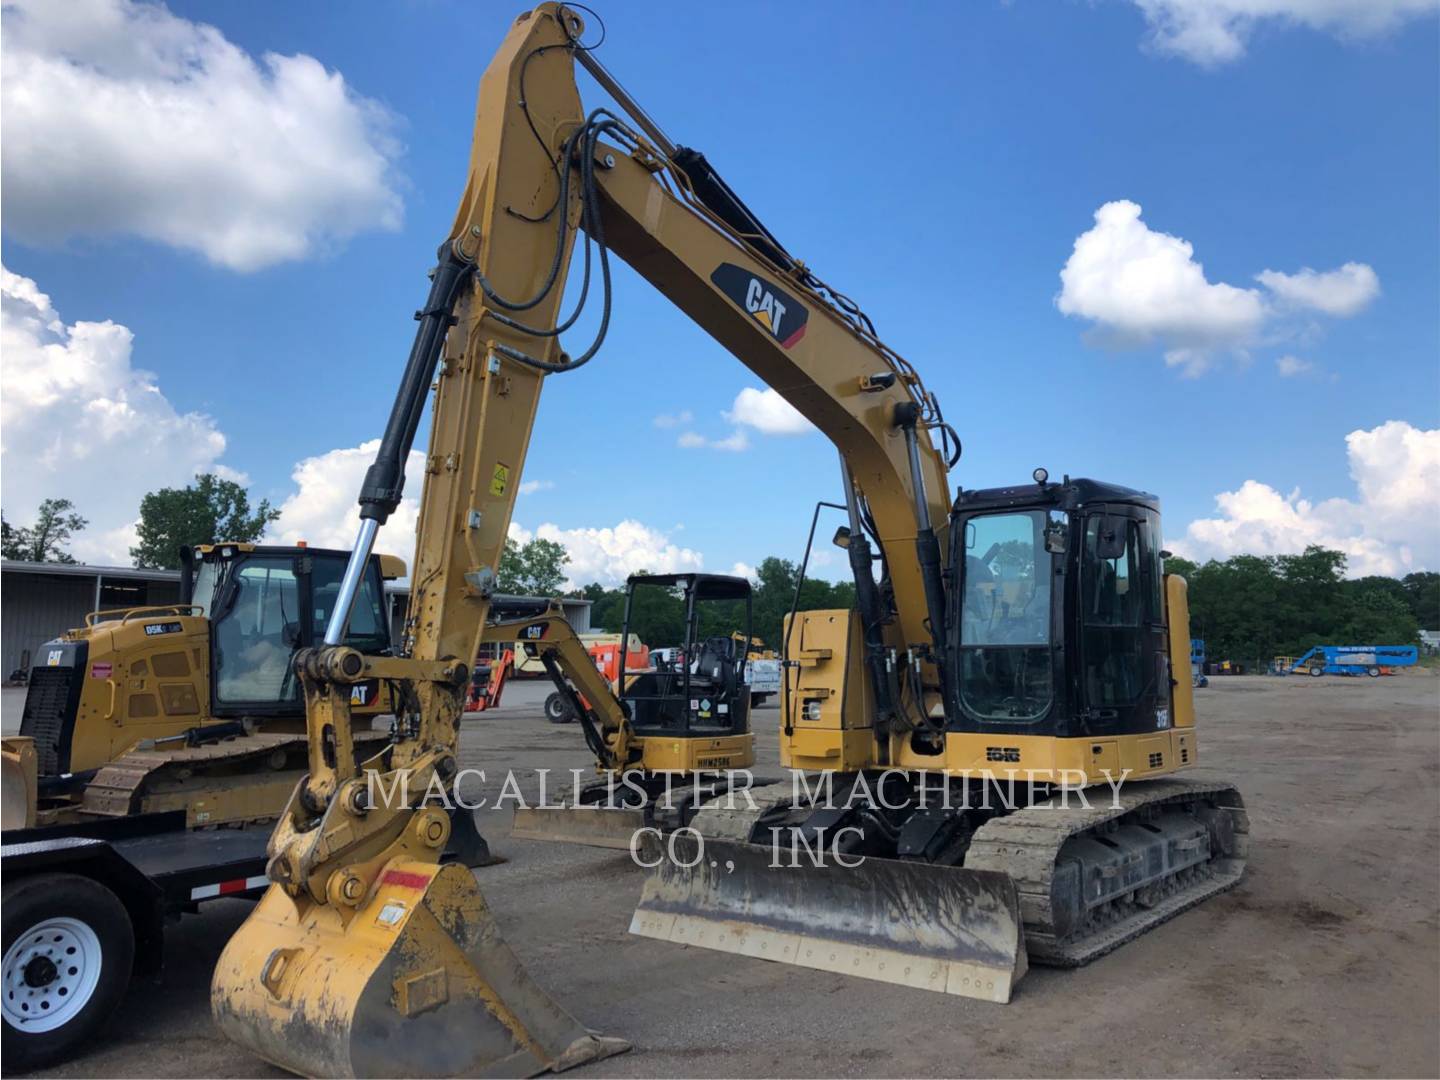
[9,673,1440,1078]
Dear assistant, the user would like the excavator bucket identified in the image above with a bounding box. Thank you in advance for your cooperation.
[510,805,647,850]
[212,858,628,1078]
[630,834,1027,1004]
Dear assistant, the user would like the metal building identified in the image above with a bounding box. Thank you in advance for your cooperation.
[1,561,182,679]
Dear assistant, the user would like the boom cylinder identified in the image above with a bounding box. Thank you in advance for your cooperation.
[324,244,473,645]
[894,403,954,727]
[839,456,898,737]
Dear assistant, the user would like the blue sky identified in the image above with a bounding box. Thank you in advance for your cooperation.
[2,0,1436,581]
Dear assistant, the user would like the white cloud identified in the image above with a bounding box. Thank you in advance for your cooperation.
[266,440,424,562]
[518,479,554,496]
[1,0,403,271]
[729,561,757,581]
[677,429,751,452]
[653,410,693,429]
[1255,263,1380,316]
[724,387,816,435]
[509,518,704,589]
[1174,420,1440,576]
[1056,200,1378,376]
[1275,355,1313,377]
[1131,0,1438,66]
[1,265,228,564]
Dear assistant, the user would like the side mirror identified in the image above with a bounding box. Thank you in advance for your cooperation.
[832,526,851,550]
[1095,516,1129,561]
[1044,522,1067,555]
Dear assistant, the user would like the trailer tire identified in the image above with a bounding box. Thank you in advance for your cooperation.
[750,693,769,708]
[544,692,574,724]
[1309,665,1325,677]
[1366,666,1381,677]
[2,873,134,1071]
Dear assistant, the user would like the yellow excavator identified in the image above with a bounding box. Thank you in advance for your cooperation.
[209,4,1248,1074]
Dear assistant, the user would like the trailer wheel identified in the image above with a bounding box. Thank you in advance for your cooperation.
[2,874,134,1070]
[1366,666,1381,677]
[544,692,574,724]
[750,693,769,708]
[1309,665,1325,677]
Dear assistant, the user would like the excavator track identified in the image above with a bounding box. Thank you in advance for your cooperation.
[965,778,1249,967]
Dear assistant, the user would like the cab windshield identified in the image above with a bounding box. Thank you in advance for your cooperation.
[957,510,1054,722]
[209,553,388,707]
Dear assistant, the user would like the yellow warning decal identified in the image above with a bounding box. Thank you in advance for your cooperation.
[489,463,510,497]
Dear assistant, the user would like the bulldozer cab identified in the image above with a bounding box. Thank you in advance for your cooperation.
[182,544,394,718]
[618,573,753,737]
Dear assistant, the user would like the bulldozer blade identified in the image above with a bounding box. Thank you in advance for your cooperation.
[212,858,629,1077]
[629,834,1027,1004]
[1,737,37,831]
[510,805,647,850]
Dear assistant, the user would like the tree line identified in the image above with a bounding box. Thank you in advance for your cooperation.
[3,475,277,568]
[1166,546,1436,668]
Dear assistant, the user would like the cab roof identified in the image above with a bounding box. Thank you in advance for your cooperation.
[955,477,1159,514]
[627,572,751,601]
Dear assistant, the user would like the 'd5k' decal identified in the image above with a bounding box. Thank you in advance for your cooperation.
[711,263,809,349]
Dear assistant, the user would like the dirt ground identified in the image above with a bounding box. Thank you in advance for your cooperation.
[12,673,1440,1079]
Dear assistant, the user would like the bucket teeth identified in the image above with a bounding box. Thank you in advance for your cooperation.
[629,833,1026,1004]
[212,860,629,1077]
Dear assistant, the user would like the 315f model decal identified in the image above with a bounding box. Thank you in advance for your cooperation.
[711,263,808,348]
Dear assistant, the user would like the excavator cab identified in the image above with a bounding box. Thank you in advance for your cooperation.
[618,573,752,738]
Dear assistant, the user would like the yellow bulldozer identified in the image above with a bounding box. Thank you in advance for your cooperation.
[194,4,1248,1075]
[3,542,404,832]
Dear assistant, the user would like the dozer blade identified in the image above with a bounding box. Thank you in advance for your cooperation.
[630,834,1027,1004]
[510,805,647,850]
[1,737,37,831]
[212,858,629,1078]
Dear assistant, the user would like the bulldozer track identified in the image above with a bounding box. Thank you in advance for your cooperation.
[81,729,391,818]
[966,778,1249,967]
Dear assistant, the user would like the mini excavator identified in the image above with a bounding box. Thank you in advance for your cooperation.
[211,5,1247,1074]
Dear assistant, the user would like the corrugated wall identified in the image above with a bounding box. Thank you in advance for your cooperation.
[1,571,181,678]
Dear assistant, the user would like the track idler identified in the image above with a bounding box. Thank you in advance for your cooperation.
[212,857,628,1077]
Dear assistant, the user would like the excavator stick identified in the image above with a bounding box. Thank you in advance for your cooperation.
[629,834,1027,1004]
[212,858,628,1078]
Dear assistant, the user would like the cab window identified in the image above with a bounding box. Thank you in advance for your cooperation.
[957,511,1054,723]
[213,558,301,705]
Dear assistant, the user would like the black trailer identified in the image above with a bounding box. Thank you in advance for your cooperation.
[2,811,271,1070]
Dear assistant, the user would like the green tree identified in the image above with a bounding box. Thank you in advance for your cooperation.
[496,536,570,596]
[1340,586,1420,645]
[1167,546,1422,667]
[1,498,88,563]
[131,474,279,569]
[1400,571,1440,629]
